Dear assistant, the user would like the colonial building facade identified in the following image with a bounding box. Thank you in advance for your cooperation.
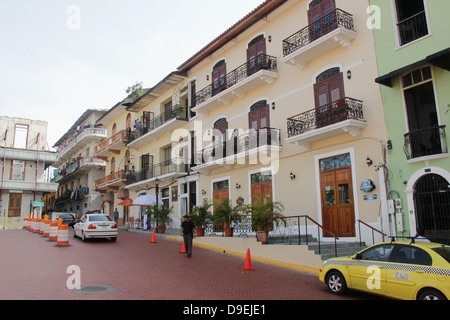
[371,0,450,244]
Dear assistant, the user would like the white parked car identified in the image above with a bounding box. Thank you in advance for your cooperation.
[74,214,118,242]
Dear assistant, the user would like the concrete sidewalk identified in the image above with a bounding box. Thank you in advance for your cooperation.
[125,227,322,274]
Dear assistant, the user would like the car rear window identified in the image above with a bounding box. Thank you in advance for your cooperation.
[61,214,74,219]
[89,215,113,222]
[432,246,450,264]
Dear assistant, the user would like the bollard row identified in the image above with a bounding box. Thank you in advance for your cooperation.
[23,217,71,247]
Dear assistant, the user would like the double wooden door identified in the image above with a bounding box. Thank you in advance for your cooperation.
[320,166,355,237]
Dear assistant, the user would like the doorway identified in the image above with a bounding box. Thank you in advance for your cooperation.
[319,153,356,237]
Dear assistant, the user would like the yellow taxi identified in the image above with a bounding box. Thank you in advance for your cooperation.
[319,240,450,300]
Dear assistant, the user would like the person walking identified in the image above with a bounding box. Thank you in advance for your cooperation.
[181,215,196,258]
[114,208,119,224]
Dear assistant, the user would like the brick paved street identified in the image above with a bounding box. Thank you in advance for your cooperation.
[0,229,383,301]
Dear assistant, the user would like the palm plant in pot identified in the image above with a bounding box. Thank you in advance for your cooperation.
[213,199,243,237]
[148,205,173,234]
[244,195,284,244]
[189,203,213,237]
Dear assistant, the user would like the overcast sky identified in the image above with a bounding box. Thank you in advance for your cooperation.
[0,0,264,149]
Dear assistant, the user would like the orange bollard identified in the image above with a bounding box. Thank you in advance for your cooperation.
[23,218,28,230]
[48,222,59,241]
[55,224,70,247]
[241,249,255,271]
[43,220,51,237]
[150,229,157,244]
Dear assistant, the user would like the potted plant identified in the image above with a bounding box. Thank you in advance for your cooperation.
[244,195,284,244]
[189,203,213,237]
[213,199,243,237]
[148,205,173,234]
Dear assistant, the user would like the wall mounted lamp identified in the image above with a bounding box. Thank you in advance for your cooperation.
[235,183,241,190]
[366,157,373,167]
[290,172,296,181]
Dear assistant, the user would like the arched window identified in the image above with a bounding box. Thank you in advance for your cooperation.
[249,100,270,130]
[212,60,227,96]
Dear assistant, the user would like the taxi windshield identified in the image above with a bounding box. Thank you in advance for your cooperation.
[432,246,450,263]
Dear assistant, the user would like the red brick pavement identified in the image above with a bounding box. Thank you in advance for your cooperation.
[0,229,382,301]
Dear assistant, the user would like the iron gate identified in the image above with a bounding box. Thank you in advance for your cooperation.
[414,174,450,244]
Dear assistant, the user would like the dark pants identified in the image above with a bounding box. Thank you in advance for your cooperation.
[183,233,193,255]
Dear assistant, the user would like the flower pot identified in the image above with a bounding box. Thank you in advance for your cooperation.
[196,228,205,237]
[257,230,269,245]
[157,225,166,234]
[224,227,234,237]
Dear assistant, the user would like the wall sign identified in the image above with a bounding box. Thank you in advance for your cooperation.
[360,179,376,193]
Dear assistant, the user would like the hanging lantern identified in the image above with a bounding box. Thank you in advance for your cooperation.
[103,191,115,203]
[117,188,129,200]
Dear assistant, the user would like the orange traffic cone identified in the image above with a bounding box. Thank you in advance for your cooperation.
[179,240,187,254]
[241,249,255,271]
[150,229,157,244]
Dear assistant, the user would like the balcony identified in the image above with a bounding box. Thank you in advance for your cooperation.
[95,130,129,157]
[125,159,189,191]
[404,126,448,163]
[282,9,357,69]
[127,105,189,149]
[192,54,278,115]
[55,157,106,183]
[55,128,107,167]
[192,128,282,174]
[94,170,127,191]
[286,98,366,150]
[1,180,58,193]
[0,148,56,166]
[397,11,429,46]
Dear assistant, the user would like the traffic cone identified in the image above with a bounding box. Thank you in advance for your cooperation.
[179,240,187,254]
[241,249,255,271]
[150,229,157,244]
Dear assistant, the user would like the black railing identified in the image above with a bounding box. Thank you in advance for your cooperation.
[194,54,278,106]
[128,105,188,143]
[267,215,340,257]
[404,126,447,160]
[287,97,364,138]
[192,128,281,166]
[126,158,188,185]
[283,9,355,57]
[397,11,429,46]
[357,220,387,247]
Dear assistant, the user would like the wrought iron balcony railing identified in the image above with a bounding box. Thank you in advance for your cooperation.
[282,9,355,57]
[287,98,364,138]
[192,128,281,166]
[397,10,429,46]
[126,158,189,186]
[128,105,188,143]
[404,126,447,160]
[194,54,278,106]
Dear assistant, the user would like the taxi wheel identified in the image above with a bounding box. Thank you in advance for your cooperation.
[326,271,347,295]
[418,289,447,301]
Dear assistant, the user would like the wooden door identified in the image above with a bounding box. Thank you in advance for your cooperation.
[8,193,22,217]
[320,166,355,237]
[308,0,336,41]
[247,36,266,75]
[314,72,345,128]
[212,61,227,96]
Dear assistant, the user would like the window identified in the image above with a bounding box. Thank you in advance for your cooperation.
[8,193,22,217]
[392,245,432,266]
[359,244,395,262]
[10,160,25,181]
[319,153,351,172]
[395,0,429,46]
[14,125,28,149]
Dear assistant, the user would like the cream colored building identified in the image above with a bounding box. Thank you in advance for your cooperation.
[175,0,389,243]
[92,0,390,245]
[52,109,108,217]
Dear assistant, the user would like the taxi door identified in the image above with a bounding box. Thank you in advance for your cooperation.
[386,245,431,300]
[349,244,395,295]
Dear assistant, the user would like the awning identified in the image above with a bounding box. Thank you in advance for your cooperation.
[376,47,450,87]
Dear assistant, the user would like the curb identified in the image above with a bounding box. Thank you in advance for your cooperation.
[164,235,320,275]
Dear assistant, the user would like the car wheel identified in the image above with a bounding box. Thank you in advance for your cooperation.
[418,289,447,301]
[81,231,87,242]
[110,237,117,242]
[326,271,347,295]
[73,230,77,238]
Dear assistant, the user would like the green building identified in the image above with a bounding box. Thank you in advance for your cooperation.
[370,0,450,243]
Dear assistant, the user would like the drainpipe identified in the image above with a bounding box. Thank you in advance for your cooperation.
[1,129,7,229]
